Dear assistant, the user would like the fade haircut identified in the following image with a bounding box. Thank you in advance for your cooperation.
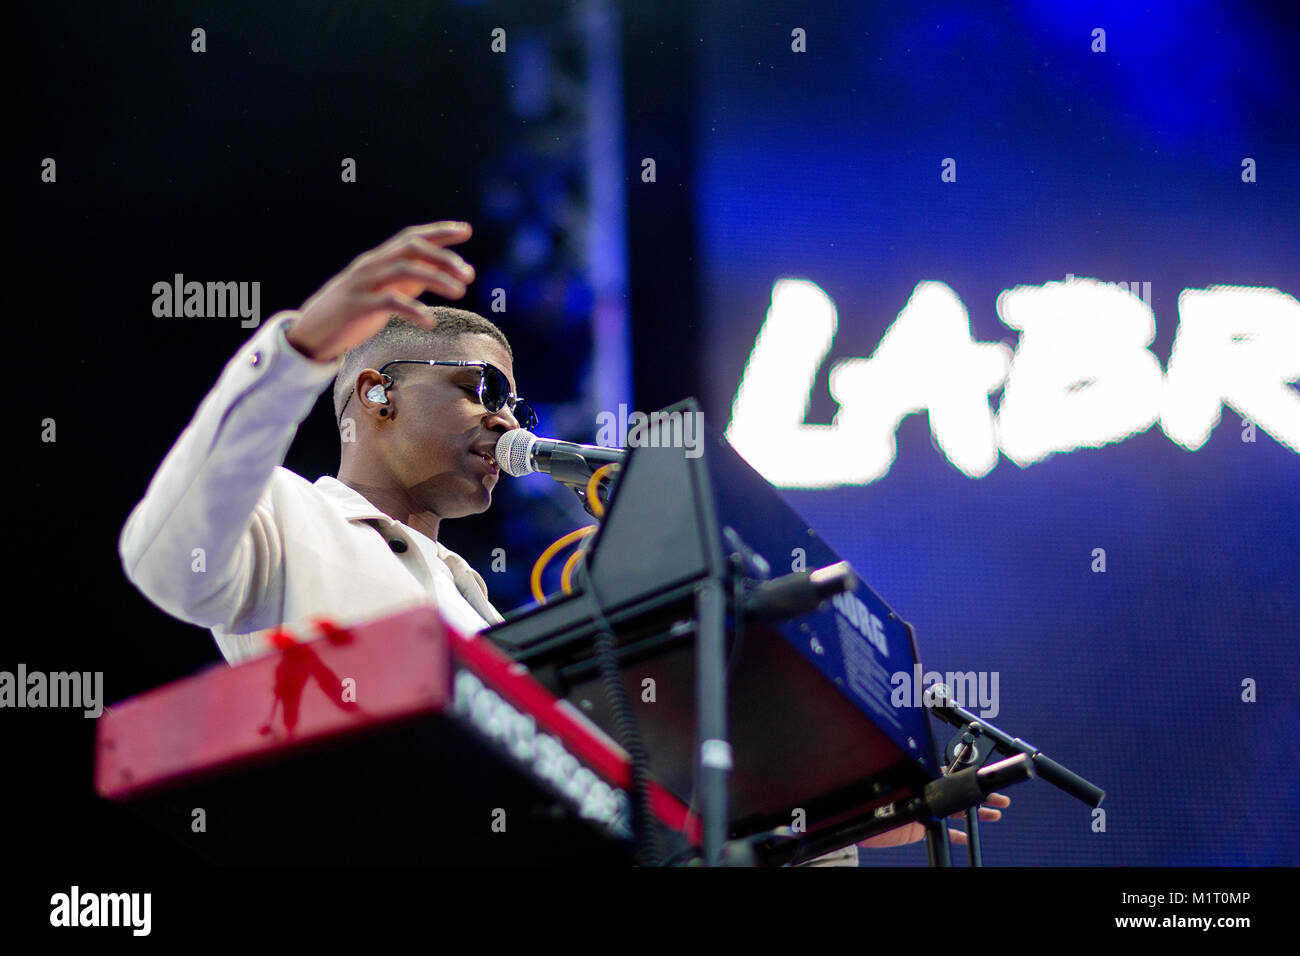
[331,306,513,427]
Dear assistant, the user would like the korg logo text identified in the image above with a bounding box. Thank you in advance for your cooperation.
[831,592,888,657]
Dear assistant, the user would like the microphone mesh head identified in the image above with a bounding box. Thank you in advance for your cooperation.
[495,429,538,477]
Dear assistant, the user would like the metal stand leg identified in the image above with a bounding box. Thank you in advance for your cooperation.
[925,818,952,867]
[696,579,730,867]
[964,807,982,866]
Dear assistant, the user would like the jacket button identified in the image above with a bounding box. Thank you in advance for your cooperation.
[250,350,262,367]
[388,538,408,553]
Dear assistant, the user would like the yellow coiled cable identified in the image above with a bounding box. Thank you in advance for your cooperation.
[529,463,622,603]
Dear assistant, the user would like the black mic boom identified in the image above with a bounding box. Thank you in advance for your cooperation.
[743,561,858,622]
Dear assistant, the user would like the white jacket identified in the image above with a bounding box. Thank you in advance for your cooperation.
[116,307,858,866]
[118,309,504,666]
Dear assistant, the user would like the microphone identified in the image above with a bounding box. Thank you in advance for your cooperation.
[926,683,1106,808]
[495,429,626,478]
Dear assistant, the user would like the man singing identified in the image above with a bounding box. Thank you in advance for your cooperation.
[118,220,1006,863]
[120,221,517,663]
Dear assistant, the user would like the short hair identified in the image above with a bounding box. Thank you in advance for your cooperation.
[331,306,514,426]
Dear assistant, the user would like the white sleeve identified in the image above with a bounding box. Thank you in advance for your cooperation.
[118,311,341,632]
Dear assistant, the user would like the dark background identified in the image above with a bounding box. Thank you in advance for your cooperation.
[5,0,1298,871]
[7,0,706,868]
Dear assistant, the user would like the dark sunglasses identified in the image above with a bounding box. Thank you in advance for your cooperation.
[340,359,537,431]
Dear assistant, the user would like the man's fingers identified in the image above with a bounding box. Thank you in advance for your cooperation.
[355,291,433,326]
[948,828,967,845]
[395,234,476,279]
[984,792,1011,808]
[857,823,924,848]
[358,235,475,285]
[400,220,473,244]
[353,222,474,272]
[366,260,467,299]
[946,806,1002,822]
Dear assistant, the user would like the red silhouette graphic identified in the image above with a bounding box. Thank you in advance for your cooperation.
[258,619,363,736]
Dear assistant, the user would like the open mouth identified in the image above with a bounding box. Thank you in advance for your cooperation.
[471,450,498,471]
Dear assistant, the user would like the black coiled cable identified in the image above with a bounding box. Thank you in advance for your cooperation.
[584,569,663,867]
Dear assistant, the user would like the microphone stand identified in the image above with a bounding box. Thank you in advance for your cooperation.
[901,622,1107,867]
[536,448,748,865]
[541,452,734,865]
[944,721,989,866]
[738,752,1037,867]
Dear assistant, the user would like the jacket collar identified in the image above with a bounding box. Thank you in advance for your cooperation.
[312,474,464,567]
[313,474,395,525]
[314,475,504,624]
